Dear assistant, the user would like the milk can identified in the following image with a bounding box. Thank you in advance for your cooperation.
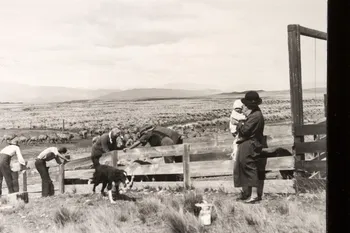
[195,202,214,226]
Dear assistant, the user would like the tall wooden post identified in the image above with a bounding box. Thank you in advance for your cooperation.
[58,164,65,194]
[288,24,305,161]
[62,120,65,132]
[112,151,118,167]
[183,144,191,189]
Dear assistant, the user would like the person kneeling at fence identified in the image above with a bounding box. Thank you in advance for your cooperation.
[0,140,27,196]
[123,125,184,163]
[35,147,70,197]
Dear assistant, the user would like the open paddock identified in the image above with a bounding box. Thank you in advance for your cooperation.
[0,91,325,135]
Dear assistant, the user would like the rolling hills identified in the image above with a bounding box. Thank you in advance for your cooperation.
[97,88,220,100]
[0,81,326,103]
[0,82,117,103]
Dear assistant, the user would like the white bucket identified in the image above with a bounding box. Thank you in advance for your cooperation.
[195,203,214,226]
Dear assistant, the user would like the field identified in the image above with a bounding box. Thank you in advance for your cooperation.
[0,90,326,233]
[0,90,325,161]
[0,90,325,143]
[0,190,325,233]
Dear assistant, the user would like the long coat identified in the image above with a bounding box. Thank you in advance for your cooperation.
[233,107,266,188]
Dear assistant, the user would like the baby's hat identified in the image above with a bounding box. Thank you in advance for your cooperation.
[232,99,244,110]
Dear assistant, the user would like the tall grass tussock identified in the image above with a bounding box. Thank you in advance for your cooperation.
[2,191,325,233]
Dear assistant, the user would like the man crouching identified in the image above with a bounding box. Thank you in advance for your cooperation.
[92,164,134,204]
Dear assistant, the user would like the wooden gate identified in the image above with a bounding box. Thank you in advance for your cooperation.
[287,24,327,190]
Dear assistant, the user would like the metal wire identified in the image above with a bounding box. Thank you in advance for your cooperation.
[314,38,317,99]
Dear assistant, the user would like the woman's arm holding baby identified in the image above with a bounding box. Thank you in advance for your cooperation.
[231,111,246,124]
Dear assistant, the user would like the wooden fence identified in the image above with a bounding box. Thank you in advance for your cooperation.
[1,135,321,198]
[55,140,298,194]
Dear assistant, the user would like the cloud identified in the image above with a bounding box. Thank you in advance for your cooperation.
[0,0,327,91]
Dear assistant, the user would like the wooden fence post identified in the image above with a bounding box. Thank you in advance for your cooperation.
[112,151,118,167]
[59,164,65,194]
[183,144,191,189]
[288,24,305,162]
[62,120,65,132]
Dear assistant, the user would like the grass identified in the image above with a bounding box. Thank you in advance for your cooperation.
[53,207,82,227]
[183,191,204,217]
[163,207,204,233]
[0,190,325,233]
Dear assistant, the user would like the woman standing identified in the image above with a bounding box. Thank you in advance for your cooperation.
[0,140,27,196]
[233,91,267,203]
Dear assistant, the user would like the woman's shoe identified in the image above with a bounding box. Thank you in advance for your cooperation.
[236,196,249,201]
[236,193,250,201]
[244,197,261,204]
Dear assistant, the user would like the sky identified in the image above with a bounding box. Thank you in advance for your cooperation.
[0,0,327,92]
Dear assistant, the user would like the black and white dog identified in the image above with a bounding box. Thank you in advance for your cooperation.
[91,164,134,203]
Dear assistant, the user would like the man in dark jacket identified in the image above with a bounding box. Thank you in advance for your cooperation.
[91,128,122,168]
[123,125,183,163]
[233,91,267,203]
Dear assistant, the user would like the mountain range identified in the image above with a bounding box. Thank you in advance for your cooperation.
[0,82,116,103]
[0,82,326,103]
[98,88,220,101]
[0,82,222,103]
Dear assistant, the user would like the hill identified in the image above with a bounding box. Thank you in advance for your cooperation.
[218,89,265,95]
[217,87,326,97]
[0,82,117,103]
[97,88,220,100]
[158,82,222,92]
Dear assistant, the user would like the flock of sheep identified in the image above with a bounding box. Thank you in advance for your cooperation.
[0,128,139,146]
[1,132,75,145]
[0,119,230,146]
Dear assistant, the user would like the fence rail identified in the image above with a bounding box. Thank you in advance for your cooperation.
[55,140,301,194]
[2,134,324,198]
[294,123,326,136]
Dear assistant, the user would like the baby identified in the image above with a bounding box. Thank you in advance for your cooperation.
[229,99,247,160]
